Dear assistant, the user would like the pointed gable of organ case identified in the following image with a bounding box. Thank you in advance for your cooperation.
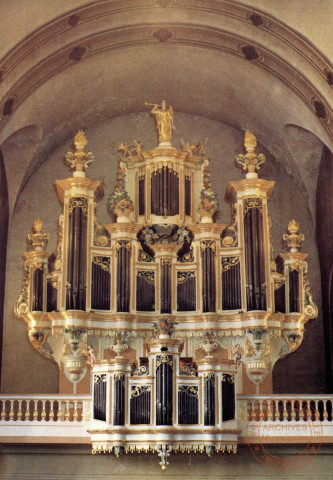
[15,104,317,468]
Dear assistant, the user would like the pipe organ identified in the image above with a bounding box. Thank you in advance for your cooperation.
[16,102,317,467]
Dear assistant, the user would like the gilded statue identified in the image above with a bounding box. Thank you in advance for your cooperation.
[145,100,174,144]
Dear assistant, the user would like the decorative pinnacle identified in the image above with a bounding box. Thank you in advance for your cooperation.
[74,129,88,148]
[236,130,266,178]
[27,219,49,250]
[65,129,94,174]
[283,219,305,252]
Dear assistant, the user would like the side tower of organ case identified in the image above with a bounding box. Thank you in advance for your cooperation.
[15,102,317,467]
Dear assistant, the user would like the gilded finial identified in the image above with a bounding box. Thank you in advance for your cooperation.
[28,219,49,250]
[244,130,257,150]
[236,130,265,178]
[283,219,304,252]
[65,129,94,174]
[73,129,88,148]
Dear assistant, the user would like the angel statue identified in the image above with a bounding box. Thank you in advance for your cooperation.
[145,100,175,144]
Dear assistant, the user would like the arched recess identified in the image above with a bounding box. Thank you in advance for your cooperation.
[284,124,325,223]
[0,149,9,386]
[316,145,333,392]
[0,124,43,218]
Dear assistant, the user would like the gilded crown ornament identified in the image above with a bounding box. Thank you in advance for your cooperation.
[65,129,94,174]
[27,219,49,250]
[236,130,266,178]
[283,219,305,252]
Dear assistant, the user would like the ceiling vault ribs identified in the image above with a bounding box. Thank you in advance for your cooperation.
[0,21,331,141]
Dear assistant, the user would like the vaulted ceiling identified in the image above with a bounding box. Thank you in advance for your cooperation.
[0,0,332,221]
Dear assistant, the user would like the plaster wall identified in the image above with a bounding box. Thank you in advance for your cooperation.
[0,444,333,480]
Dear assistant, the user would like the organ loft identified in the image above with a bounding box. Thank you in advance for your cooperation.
[15,101,317,467]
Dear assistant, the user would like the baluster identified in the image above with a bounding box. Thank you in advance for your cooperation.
[267,400,273,421]
[33,400,39,421]
[49,400,55,421]
[248,401,253,421]
[282,400,288,421]
[307,399,313,421]
[9,400,14,420]
[259,400,264,420]
[323,400,328,421]
[17,400,23,421]
[291,400,296,421]
[73,401,79,421]
[1,400,6,421]
[41,400,46,421]
[314,400,320,421]
[65,401,70,421]
[58,401,63,421]
[301,400,307,421]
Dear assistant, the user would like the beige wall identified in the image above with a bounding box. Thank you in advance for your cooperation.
[0,444,332,479]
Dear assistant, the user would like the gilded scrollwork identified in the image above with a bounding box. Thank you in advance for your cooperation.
[283,331,303,354]
[179,360,197,376]
[177,246,194,263]
[68,197,88,215]
[131,385,151,398]
[92,256,111,272]
[178,385,198,397]
[116,240,131,251]
[156,354,173,368]
[303,273,318,318]
[222,374,235,383]
[203,373,215,383]
[138,248,154,262]
[243,197,263,215]
[54,214,64,271]
[137,271,155,284]
[94,374,106,384]
[15,263,30,316]
[200,240,216,252]
[28,330,54,360]
[221,214,238,247]
[132,365,149,376]
[221,256,240,272]
[177,271,195,284]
